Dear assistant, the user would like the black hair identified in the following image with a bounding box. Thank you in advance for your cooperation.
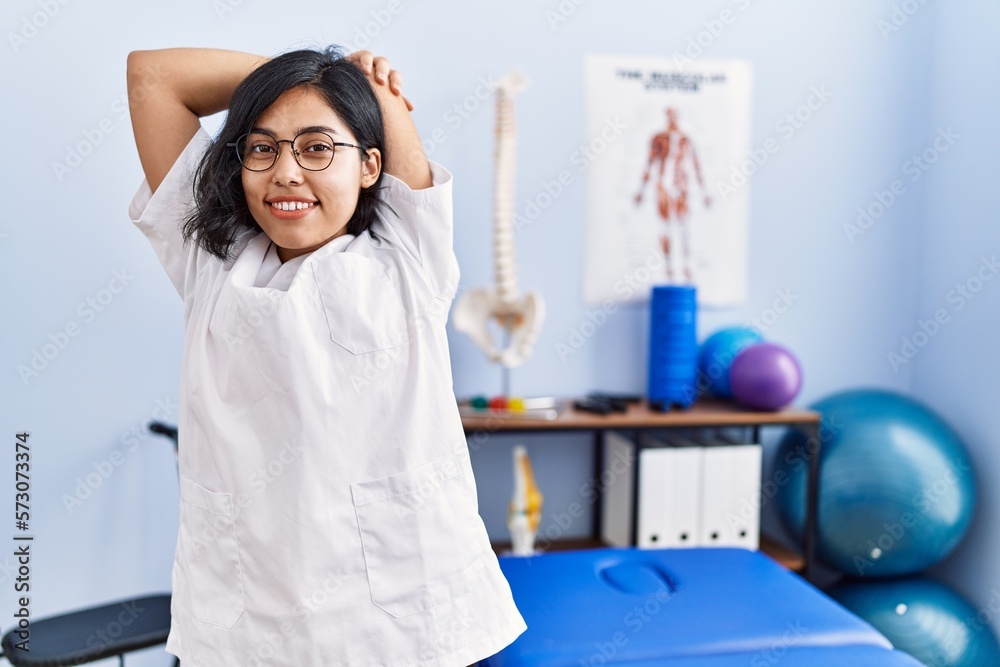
[183,46,392,261]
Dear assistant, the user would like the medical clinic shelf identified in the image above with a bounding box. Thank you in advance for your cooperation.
[462,397,822,580]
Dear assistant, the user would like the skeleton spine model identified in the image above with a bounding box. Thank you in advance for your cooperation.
[452,71,546,369]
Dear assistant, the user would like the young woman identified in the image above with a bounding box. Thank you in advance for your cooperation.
[127,46,526,666]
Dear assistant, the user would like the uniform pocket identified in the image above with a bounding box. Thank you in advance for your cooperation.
[177,475,246,628]
[312,254,409,355]
[352,450,485,618]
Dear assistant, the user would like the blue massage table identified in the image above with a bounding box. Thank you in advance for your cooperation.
[483,547,922,666]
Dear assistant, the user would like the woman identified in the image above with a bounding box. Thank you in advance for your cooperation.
[127,45,526,666]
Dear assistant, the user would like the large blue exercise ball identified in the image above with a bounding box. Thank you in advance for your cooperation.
[774,389,976,577]
[697,326,763,397]
[829,577,1000,666]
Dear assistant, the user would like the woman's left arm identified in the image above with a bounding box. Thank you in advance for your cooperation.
[347,50,433,191]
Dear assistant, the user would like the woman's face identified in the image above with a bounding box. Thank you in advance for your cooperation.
[241,85,381,263]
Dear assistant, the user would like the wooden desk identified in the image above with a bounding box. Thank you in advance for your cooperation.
[462,397,823,580]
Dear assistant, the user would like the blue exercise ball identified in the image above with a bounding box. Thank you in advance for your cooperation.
[829,577,1000,666]
[697,326,763,397]
[774,389,976,577]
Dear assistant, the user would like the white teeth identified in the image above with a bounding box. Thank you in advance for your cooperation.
[270,201,314,211]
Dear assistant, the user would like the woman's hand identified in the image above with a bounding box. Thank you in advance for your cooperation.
[346,49,430,190]
[345,50,414,111]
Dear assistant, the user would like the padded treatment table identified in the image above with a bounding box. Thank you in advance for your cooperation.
[483,547,922,667]
[560,646,923,666]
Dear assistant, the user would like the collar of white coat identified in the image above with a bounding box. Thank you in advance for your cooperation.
[232,231,358,288]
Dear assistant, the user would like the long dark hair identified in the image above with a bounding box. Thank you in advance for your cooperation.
[183,46,392,261]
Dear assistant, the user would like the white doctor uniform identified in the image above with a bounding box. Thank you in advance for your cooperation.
[129,127,527,666]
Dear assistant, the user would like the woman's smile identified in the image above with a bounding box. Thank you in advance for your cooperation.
[266,195,320,220]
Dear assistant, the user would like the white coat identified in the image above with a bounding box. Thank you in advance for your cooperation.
[129,127,527,666]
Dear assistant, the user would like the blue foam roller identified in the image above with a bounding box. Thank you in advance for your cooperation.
[648,286,698,406]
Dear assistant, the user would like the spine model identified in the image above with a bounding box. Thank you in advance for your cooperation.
[452,70,546,368]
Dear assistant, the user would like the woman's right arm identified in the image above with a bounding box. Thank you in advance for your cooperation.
[127,48,267,193]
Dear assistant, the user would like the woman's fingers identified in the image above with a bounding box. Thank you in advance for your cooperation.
[346,49,374,74]
[388,70,403,95]
[349,51,412,109]
[389,73,414,110]
[381,64,414,109]
[372,56,391,84]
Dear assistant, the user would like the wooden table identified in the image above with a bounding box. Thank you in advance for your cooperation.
[462,397,823,580]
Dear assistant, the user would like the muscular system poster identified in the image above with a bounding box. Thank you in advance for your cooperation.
[583,55,751,307]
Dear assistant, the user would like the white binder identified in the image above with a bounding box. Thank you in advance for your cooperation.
[637,433,702,548]
[695,434,762,549]
[599,431,761,551]
[726,444,763,549]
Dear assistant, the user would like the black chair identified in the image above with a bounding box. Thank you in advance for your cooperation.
[0,594,173,666]
[0,422,181,666]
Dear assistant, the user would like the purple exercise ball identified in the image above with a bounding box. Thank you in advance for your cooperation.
[730,343,802,410]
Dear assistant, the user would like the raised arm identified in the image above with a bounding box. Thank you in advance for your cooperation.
[127,48,268,193]
[347,51,433,191]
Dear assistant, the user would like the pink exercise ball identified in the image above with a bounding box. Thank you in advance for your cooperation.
[729,343,802,411]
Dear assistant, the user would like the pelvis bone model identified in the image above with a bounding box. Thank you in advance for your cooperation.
[452,71,546,368]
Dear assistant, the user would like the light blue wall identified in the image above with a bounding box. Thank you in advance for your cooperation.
[459,0,935,550]
[2,0,991,660]
[917,0,1000,637]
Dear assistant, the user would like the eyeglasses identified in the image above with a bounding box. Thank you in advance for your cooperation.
[228,130,367,172]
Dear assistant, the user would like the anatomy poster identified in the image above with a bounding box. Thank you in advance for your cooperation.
[583,55,751,307]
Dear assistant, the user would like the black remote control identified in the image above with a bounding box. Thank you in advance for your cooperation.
[588,391,643,404]
[573,398,612,415]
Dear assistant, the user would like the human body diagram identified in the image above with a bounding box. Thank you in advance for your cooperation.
[634,108,711,283]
